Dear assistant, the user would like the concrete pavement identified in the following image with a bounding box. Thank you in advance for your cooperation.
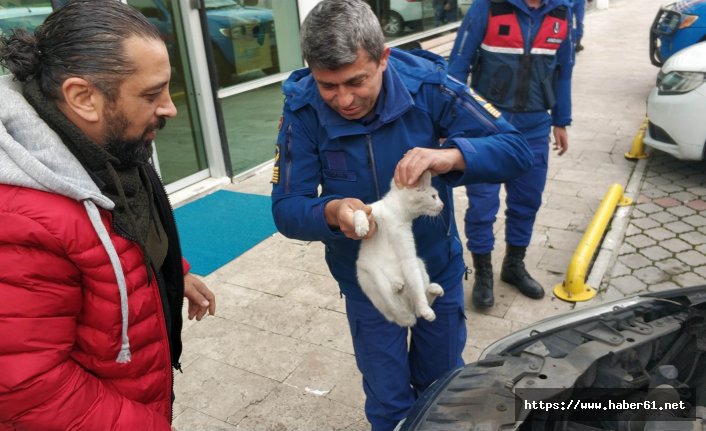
[171,0,697,429]
[599,151,706,299]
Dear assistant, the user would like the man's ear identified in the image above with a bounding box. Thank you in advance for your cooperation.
[61,77,102,123]
[379,46,391,72]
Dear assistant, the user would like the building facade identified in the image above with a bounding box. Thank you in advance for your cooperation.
[1,0,466,195]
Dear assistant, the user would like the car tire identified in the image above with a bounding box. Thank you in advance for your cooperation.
[383,11,405,37]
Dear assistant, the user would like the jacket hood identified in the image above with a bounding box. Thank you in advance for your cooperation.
[0,75,136,364]
[282,49,448,138]
[0,75,114,210]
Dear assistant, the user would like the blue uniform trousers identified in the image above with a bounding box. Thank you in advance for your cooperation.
[573,0,586,41]
[464,135,549,254]
[345,280,466,431]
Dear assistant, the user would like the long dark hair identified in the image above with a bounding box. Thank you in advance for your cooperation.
[0,0,162,101]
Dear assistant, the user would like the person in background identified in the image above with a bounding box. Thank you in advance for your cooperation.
[434,0,459,25]
[0,0,214,429]
[573,0,586,52]
[271,1,533,430]
[447,0,574,308]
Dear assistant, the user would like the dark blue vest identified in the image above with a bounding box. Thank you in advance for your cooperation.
[472,0,569,112]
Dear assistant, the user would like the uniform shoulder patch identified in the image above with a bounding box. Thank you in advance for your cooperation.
[271,145,280,184]
[468,88,502,119]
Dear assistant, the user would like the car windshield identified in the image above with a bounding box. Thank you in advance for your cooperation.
[0,1,51,13]
[0,2,52,33]
[204,0,243,10]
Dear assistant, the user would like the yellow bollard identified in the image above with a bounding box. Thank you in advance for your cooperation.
[625,117,650,160]
[554,183,630,302]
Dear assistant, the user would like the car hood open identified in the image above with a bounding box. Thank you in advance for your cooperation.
[398,286,706,431]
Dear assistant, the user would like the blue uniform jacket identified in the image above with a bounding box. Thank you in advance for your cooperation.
[271,48,532,301]
[448,0,574,139]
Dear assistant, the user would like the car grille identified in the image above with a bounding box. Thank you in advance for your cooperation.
[648,121,677,145]
[651,7,681,36]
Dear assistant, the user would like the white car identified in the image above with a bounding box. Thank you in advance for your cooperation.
[644,40,706,161]
[384,0,435,37]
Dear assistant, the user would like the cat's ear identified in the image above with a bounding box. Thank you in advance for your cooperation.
[417,170,432,189]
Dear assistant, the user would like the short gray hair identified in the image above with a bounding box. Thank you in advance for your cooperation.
[300,0,385,70]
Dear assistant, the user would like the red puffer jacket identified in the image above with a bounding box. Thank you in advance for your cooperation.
[0,184,176,430]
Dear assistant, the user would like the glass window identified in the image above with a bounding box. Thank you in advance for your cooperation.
[127,0,209,185]
[215,1,301,176]
[209,0,303,88]
[0,0,53,76]
[365,0,465,39]
[221,82,282,175]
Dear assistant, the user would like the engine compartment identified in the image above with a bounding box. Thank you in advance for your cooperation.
[399,288,706,431]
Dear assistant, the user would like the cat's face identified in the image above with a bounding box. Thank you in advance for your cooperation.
[400,171,444,217]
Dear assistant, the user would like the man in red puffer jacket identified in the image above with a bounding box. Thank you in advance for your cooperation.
[0,1,215,429]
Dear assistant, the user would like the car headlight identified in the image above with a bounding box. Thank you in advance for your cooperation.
[219,27,232,37]
[657,71,706,94]
[678,13,699,29]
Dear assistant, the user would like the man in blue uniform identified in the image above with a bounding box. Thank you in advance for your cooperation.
[271,2,532,430]
[448,0,574,308]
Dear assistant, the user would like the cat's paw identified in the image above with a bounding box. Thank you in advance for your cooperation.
[427,283,444,298]
[352,210,369,237]
[418,307,436,322]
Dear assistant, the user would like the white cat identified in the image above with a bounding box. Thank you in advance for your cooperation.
[352,171,445,327]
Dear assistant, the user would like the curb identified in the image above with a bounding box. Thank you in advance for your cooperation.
[582,156,649,303]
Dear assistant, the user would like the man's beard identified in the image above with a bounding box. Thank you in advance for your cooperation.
[104,110,167,168]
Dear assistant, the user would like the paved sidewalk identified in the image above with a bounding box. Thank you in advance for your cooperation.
[600,152,706,299]
[171,0,677,429]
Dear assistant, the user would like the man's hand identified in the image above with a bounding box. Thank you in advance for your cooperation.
[394,147,465,187]
[324,198,377,240]
[184,273,216,321]
[552,126,569,155]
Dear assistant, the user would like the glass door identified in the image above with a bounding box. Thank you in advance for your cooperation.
[128,0,210,187]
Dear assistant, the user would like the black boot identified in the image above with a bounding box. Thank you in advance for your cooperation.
[471,253,494,308]
[500,245,545,299]
[575,38,584,52]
